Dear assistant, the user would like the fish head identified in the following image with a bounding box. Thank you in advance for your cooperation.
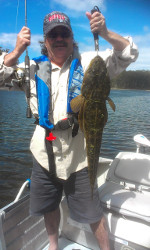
[82,55,110,100]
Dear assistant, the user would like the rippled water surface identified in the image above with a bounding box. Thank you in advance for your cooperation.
[0,89,150,208]
[102,89,150,157]
[0,90,35,208]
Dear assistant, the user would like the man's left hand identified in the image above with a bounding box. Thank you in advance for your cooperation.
[86,11,108,39]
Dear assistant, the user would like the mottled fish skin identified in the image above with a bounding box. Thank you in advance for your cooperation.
[81,56,110,101]
[71,55,111,195]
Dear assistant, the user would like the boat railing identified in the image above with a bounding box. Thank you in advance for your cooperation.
[13,178,31,203]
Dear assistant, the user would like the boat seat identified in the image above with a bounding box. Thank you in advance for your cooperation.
[99,152,150,223]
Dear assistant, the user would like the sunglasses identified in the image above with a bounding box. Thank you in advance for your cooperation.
[47,29,71,39]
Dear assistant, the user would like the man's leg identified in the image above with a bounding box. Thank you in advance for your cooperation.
[90,215,110,250]
[44,207,60,250]
[64,168,110,249]
[30,158,63,250]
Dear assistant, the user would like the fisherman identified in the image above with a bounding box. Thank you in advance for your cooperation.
[0,10,138,250]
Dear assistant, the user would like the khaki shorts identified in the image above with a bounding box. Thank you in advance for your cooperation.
[30,157,103,224]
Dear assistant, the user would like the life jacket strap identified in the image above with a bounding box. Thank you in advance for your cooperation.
[45,130,56,176]
[34,114,79,137]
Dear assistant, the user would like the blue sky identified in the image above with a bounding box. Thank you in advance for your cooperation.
[0,0,150,70]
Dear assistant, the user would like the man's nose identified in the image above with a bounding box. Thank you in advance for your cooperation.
[55,35,63,41]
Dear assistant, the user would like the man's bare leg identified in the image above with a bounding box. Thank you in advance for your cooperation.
[90,216,110,250]
[44,207,60,250]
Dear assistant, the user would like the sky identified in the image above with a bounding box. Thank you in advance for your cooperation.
[0,0,150,71]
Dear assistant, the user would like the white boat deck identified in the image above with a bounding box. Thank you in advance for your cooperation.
[43,237,92,250]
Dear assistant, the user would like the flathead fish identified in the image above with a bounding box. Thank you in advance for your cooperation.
[71,55,115,195]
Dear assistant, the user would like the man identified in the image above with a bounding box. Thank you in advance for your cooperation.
[0,10,138,250]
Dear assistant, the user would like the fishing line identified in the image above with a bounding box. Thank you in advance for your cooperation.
[15,0,20,34]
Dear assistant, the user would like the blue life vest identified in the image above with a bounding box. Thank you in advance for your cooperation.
[33,55,84,130]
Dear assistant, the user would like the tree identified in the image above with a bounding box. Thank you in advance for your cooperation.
[111,70,150,90]
[0,47,19,64]
[0,47,9,55]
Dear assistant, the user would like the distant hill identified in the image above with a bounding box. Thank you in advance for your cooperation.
[111,70,150,90]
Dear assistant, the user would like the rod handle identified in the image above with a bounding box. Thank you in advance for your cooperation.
[91,6,101,40]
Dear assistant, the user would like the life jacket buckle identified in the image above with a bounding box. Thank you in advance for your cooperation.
[54,117,73,130]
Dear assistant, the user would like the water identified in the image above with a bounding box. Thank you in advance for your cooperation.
[102,89,150,157]
[1,89,150,208]
[0,90,35,208]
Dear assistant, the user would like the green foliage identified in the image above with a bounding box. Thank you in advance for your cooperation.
[0,47,9,55]
[111,70,150,90]
[0,46,19,64]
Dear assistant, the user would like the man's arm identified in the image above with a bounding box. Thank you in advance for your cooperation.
[86,11,129,51]
[4,26,31,67]
[0,26,31,87]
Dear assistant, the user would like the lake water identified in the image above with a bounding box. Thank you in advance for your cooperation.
[0,89,150,208]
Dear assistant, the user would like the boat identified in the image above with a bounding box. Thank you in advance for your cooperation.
[0,134,150,250]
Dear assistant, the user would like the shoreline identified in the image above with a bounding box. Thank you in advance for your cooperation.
[0,87,150,91]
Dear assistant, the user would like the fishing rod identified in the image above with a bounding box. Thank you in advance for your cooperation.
[91,6,101,54]
[25,0,32,118]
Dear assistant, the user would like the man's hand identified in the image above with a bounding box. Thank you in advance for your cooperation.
[14,26,31,57]
[86,11,108,39]
[4,26,31,67]
[86,11,129,51]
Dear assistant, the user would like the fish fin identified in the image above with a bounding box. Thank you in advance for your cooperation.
[70,95,84,113]
[107,96,116,112]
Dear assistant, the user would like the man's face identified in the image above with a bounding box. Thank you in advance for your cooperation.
[45,26,74,67]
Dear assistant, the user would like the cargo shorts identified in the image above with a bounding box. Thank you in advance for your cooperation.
[30,157,103,224]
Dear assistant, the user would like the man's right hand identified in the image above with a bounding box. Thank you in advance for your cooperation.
[4,26,31,67]
[14,26,31,57]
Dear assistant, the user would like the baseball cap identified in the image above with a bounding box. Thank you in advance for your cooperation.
[43,11,72,36]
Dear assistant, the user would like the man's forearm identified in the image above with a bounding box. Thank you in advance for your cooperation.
[4,50,20,67]
[101,30,130,51]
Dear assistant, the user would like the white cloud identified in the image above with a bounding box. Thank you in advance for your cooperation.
[73,23,90,32]
[130,32,150,70]
[134,33,150,47]
[0,33,17,48]
[30,34,43,51]
[0,32,43,53]
[143,26,149,32]
[52,0,105,13]
[128,46,150,70]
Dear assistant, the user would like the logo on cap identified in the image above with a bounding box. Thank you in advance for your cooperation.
[49,14,66,22]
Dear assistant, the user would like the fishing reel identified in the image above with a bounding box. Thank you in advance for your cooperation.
[10,66,32,118]
[10,67,25,88]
